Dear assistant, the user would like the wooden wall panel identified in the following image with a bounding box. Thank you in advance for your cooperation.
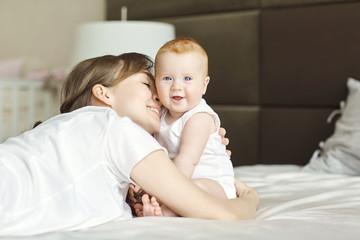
[107,0,258,20]
[260,107,335,165]
[213,106,260,166]
[261,2,360,106]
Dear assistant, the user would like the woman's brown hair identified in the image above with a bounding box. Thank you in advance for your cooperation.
[60,53,154,113]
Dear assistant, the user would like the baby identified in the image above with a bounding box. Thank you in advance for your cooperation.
[142,37,236,216]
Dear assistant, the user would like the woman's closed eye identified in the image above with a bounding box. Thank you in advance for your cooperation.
[143,82,151,88]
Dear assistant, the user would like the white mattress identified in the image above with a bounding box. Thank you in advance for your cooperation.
[2,164,360,240]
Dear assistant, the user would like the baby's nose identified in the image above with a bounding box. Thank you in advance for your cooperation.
[171,81,181,90]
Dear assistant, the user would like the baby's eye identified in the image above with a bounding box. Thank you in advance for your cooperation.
[164,76,172,81]
[184,77,191,81]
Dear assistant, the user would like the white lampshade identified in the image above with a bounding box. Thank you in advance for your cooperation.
[71,21,175,66]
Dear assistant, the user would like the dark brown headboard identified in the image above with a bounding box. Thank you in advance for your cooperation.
[107,0,360,166]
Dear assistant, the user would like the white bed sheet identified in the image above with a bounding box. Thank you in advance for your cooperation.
[2,164,360,240]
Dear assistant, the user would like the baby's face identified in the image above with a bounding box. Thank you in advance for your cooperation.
[155,52,209,114]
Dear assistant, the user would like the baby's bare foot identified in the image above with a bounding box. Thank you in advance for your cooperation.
[142,194,163,217]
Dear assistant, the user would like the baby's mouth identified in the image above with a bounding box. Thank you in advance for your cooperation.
[172,96,184,101]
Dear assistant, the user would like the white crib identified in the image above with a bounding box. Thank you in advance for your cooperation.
[0,78,61,143]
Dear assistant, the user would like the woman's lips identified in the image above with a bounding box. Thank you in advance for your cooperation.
[147,106,161,117]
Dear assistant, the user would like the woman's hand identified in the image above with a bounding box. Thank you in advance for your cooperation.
[219,127,231,157]
[234,177,259,209]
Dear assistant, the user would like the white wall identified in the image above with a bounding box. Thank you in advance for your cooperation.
[0,0,105,71]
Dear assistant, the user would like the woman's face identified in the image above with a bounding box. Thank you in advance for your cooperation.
[109,72,162,134]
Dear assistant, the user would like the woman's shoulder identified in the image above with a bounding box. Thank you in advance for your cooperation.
[72,106,114,115]
[64,106,121,122]
[37,106,123,132]
[47,106,150,138]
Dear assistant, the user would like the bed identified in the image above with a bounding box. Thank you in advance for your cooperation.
[2,81,358,240]
[2,75,360,236]
[2,164,359,240]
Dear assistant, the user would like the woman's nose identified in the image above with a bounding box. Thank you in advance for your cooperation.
[152,92,162,106]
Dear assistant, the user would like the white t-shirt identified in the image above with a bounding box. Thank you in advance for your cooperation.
[0,106,166,236]
[155,99,236,199]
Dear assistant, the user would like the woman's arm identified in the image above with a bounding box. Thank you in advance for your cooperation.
[130,150,259,221]
[127,125,231,210]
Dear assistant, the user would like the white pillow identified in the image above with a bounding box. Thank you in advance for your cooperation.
[303,77,360,175]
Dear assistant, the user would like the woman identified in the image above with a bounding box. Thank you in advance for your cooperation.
[0,53,258,236]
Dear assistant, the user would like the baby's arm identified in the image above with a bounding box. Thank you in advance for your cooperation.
[173,112,216,178]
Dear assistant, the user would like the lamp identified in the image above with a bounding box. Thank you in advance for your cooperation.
[71,7,175,66]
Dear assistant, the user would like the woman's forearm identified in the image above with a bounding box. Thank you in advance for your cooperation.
[131,150,258,221]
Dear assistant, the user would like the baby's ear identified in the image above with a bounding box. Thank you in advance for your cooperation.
[92,84,112,105]
[203,76,210,95]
